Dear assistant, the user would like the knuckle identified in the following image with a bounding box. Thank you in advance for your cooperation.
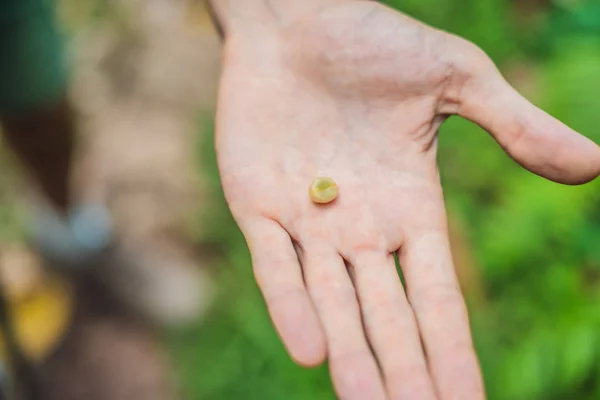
[251,247,294,270]
[386,364,434,399]
[310,272,356,307]
[362,293,412,331]
[263,286,305,309]
[330,346,366,367]
[409,283,466,318]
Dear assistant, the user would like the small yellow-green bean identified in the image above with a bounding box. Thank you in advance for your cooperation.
[309,177,338,204]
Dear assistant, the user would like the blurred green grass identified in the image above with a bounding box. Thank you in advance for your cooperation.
[165,1,600,399]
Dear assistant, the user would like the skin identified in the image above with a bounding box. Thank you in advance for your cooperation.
[211,1,600,399]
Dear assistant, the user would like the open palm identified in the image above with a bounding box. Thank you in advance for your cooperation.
[214,2,600,399]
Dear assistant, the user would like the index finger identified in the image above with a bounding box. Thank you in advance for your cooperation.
[397,187,485,399]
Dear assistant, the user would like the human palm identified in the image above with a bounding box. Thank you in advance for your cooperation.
[215,2,600,399]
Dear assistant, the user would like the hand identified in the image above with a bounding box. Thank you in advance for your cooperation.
[212,1,600,399]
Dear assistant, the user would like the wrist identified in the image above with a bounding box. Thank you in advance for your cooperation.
[207,0,336,39]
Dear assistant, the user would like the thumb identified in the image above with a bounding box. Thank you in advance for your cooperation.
[444,37,600,185]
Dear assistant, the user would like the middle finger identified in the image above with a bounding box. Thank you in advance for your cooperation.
[351,250,437,400]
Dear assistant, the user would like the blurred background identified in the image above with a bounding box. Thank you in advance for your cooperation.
[0,0,599,399]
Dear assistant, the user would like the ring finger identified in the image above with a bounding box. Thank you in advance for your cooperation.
[303,242,386,400]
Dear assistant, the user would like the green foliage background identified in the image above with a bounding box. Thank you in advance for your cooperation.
[168,1,600,399]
